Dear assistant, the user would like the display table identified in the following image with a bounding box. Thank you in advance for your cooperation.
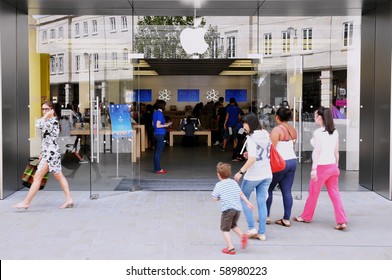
[169,130,211,146]
[71,127,140,162]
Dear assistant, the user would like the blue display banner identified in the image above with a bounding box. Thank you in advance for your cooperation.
[178,89,200,102]
[225,89,247,102]
[108,104,133,139]
[134,89,152,102]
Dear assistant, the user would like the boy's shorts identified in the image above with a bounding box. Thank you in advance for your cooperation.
[220,209,240,232]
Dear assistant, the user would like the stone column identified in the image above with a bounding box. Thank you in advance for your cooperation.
[320,70,332,107]
[65,83,70,105]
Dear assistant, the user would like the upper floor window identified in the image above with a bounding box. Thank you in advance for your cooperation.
[121,16,128,31]
[123,49,129,68]
[58,26,64,40]
[75,23,80,37]
[76,55,81,72]
[227,36,236,58]
[42,30,47,43]
[92,20,98,35]
[211,37,219,59]
[84,53,90,70]
[110,17,116,32]
[112,52,118,69]
[343,21,353,47]
[282,31,290,54]
[302,28,312,51]
[83,22,88,36]
[264,33,272,56]
[50,56,56,74]
[50,29,56,41]
[58,55,64,73]
[93,53,99,71]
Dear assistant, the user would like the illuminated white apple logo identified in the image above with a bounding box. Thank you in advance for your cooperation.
[180,27,208,55]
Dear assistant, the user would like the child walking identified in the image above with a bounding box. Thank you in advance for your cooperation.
[212,162,254,255]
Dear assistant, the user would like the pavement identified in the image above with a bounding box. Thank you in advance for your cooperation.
[1,188,392,260]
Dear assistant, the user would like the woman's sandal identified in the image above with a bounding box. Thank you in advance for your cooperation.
[335,223,347,230]
[275,219,291,227]
[59,202,75,209]
[293,216,309,223]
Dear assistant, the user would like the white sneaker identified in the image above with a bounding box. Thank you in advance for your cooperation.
[213,141,220,146]
[247,228,257,236]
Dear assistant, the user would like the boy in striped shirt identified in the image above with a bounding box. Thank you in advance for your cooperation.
[212,162,254,255]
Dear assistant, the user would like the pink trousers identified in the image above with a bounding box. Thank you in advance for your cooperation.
[301,164,347,224]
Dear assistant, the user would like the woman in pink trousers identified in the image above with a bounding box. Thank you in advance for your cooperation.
[293,106,348,230]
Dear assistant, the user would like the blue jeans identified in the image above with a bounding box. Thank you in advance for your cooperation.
[266,159,297,220]
[241,178,272,234]
[153,134,165,172]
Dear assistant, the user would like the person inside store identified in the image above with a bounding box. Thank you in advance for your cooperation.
[221,98,241,152]
[153,99,172,174]
[182,116,197,147]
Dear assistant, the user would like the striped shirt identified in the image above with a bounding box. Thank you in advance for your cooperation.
[212,178,242,212]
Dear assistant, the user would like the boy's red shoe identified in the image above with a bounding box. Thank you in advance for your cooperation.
[155,169,167,174]
[222,247,236,255]
[241,234,248,249]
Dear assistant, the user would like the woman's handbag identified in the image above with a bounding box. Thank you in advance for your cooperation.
[270,144,286,173]
[21,157,49,190]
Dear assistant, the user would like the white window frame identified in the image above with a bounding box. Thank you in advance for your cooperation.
[123,49,129,69]
[302,28,312,51]
[343,21,354,47]
[83,21,88,36]
[58,55,64,74]
[84,53,90,70]
[211,37,219,59]
[264,33,272,56]
[75,55,81,72]
[58,26,63,40]
[75,23,80,38]
[227,36,236,58]
[282,31,291,54]
[110,17,116,33]
[112,52,118,69]
[93,53,99,71]
[42,30,47,43]
[92,20,98,35]
[50,56,56,74]
[121,16,128,31]
[50,29,56,41]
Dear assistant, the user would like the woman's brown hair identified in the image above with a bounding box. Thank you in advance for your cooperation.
[42,101,56,116]
[316,106,335,135]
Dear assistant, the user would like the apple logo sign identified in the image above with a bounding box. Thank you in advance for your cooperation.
[180,26,208,55]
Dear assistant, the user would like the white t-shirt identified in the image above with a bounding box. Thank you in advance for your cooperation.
[310,127,338,165]
[243,130,272,181]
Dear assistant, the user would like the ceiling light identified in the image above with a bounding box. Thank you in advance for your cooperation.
[219,70,258,76]
[133,70,158,76]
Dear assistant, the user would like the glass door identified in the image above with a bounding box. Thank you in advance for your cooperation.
[29,15,141,196]
[88,45,141,197]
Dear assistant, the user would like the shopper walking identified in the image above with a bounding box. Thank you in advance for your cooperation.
[212,162,254,255]
[14,101,74,209]
[266,107,297,227]
[233,112,272,240]
[293,106,348,230]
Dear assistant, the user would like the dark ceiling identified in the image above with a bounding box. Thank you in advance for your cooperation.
[144,59,241,75]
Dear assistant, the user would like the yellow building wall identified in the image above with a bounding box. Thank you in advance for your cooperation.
[29,27,50,154]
